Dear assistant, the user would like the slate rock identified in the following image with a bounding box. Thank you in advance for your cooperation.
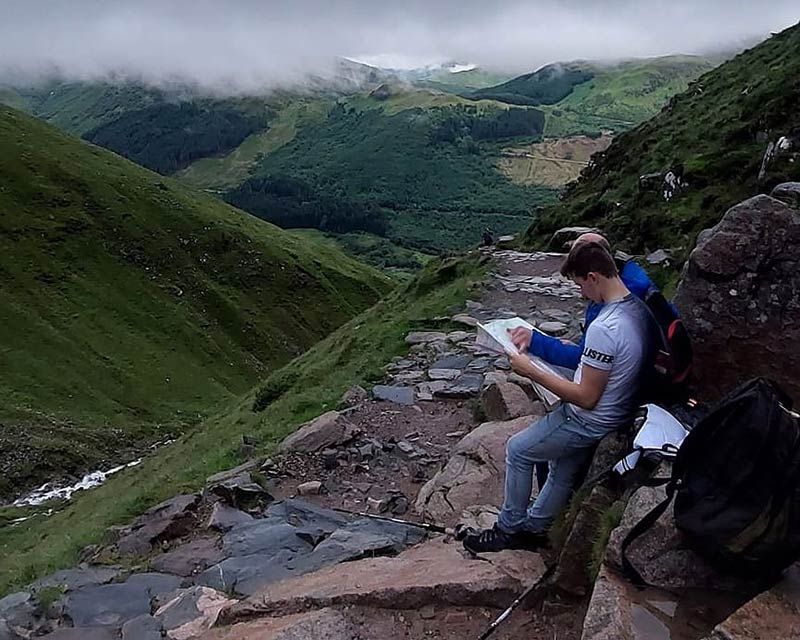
[43,629,118,640]
[116,494,200,557]
[427,368,461,381]
[371,385,415,405]
[340,385,368,407]
[205,460,261,487]
[64,573,182,628]
[208,473,272,510]
[33,566,121,593]
[121,614,163,640]
[149,537,225,577]
[405,332,447,345]
[434,373,484,399]
[430,354,472,370]
[279,411,359,453]
[206,502,254,533]
[538,321,568,336]
[451,314,479,327]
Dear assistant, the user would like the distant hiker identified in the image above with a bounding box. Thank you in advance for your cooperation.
[462,240,658,553]
[482,228,494,247]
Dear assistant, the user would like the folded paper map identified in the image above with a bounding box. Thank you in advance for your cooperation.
[476,317,568,409]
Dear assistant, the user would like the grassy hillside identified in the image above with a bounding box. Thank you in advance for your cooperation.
[0,255,484,596]
[524,24,800,256]
[543,56,718,136]
[475,56,716,136]
[0,105,391,499]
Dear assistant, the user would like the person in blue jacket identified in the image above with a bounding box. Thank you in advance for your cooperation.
[530,233,664,371]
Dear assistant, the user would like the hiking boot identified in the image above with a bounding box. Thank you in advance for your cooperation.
[462,524,548,554]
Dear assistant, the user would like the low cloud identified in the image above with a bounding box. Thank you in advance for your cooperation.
[1,0,797,92]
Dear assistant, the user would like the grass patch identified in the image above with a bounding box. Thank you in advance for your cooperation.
[588,499,626,581]
[0,254,487,597]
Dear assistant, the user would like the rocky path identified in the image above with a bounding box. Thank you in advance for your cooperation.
[2,246,797,640]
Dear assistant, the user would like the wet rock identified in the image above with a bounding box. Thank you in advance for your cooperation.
[481,382,537,422]
[279,411,359,453]
[434,373,484,399]
[340,385,368,407]
[63,573,182,628]
[372,385,415,406]
[206,503,253,533]
[415,414,540,525]
[117,494,200,557]
[674,195,800,400]
[154,586,236,640]
[297,481,323,496]
[222,538,542,622]
[703,563,800,640]
[405,332,447,345]
[770,181,800,209]
[149,537,226,577]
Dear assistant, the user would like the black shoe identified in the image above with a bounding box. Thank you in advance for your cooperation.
[462,524,548,554]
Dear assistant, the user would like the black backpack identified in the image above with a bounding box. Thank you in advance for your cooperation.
[622,377,800,584]
[614,252,693,398]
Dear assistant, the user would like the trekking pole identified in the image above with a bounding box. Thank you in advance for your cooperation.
[476,564,556,640]
[332,507,453,535]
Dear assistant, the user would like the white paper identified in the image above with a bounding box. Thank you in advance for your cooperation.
[476,317,567,409]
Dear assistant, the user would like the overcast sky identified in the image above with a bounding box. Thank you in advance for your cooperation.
[1,1,797,91]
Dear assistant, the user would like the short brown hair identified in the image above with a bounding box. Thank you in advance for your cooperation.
[560,241,618,279]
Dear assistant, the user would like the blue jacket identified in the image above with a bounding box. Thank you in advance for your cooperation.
[529,260,662,370]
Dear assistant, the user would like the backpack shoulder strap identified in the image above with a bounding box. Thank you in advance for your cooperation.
[620,479,676,585]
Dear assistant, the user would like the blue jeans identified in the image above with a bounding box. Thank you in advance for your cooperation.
[498,404,600,534]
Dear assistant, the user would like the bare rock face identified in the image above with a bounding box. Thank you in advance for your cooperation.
[674,195,800,401]
[481,382,538,422]
[219,538,546,623]
[202,609,359,640]
[702,563,800,640]
[415,414,540,526]
[278,411,359,454]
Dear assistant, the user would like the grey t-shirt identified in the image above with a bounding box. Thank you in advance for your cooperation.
[570,294,652,436]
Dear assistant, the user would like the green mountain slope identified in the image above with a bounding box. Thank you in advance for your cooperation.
[0,255,484,596]
[0,105,390,499]
[524,25,800,256]
[475,56,717,135]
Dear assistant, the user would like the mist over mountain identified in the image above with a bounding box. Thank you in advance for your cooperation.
[1,1,797,94]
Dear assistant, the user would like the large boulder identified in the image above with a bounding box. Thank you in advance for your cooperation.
[415,414,541,526]
[674,195,800,401]
[549,226,600,251]
[278,411,359,453]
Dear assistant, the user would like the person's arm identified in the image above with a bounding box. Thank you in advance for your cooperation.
[508,352,610,410]
[529,330,583,369]
[509,321,616,410]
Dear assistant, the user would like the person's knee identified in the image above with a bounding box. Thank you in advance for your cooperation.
[506,432,540,468]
